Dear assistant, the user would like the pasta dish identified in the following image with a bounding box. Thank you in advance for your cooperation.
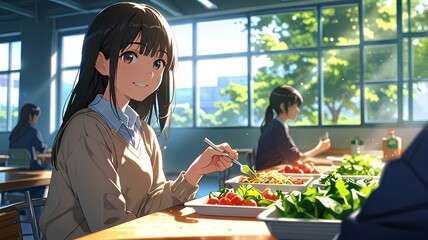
[239,170,299,185]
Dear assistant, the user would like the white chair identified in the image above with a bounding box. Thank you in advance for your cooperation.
[7,148,32,169]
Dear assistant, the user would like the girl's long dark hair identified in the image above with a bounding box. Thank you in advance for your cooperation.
[10,103,40,141]
[260,85,303,133]
[52,2,177,169]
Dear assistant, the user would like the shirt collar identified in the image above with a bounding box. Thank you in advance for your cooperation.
[88,94,140,131]
[275,117,287,126]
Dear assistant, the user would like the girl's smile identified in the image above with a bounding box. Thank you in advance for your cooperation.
[133,82,149,87]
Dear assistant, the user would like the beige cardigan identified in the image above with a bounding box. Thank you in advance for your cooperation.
[39,109,198,239]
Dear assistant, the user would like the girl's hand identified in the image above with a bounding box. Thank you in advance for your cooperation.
[319,138,331,152]
[184,143,237,186]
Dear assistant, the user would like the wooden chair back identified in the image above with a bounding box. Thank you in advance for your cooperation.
[0,209,23,240]
[0,191,46,240]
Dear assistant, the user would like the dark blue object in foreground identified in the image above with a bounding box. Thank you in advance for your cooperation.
[338,124,428,240]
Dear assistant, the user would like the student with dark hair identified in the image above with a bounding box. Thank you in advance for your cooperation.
[39,3,236,239]
[255,85,331,170]
[9,103,51,198]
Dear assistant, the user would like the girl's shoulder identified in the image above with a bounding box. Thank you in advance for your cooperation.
[61,108,112,138]
[70,108,107,122]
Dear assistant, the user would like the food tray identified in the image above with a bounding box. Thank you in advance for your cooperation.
[184,195,268,217]
[225,175,313,192]
[279,172,322,180]
[257,206,341,240]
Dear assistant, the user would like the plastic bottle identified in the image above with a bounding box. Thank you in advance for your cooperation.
[382,129,402,161]
[351,137,364,154]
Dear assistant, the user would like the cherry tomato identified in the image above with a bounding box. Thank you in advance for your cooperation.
[219,197,232,205]
[231,195,245,205]
[244,199,257,207]
[226,192,236,200]
[283,165,293,173]
[206,197,219,205]
[292,179,305,185]
[292,167,303,174]
[293,160,304,167]
[303,163,313,173]
[262,188,277,201]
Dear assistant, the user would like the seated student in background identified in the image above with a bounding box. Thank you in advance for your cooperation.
[9,103,51,198]
[255,85,331,170]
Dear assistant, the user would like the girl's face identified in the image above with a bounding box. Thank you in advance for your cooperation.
[100,34,168,105]
[287,104,300,121]
[29,113,40,125]
[117,35,168,102]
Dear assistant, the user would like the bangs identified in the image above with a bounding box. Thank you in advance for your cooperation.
[118,7,177,71]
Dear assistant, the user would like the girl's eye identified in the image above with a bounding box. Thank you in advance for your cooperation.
[153,59,166,70]
[121,51,138,64]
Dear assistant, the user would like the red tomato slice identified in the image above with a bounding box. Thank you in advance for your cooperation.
[231,195,245,206]
[244,199,258,207]
[283,165,293,173]
[262,188,276,201]
[206,197,219,205]
[303,163,313,173]
[293,160,304,167]
[219,197,232,205]
[226,192,236,200]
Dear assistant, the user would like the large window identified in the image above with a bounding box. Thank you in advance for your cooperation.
[58,0,428,128]
[59,34,84,118]
[169,0,428,128]
[0,40,20,131]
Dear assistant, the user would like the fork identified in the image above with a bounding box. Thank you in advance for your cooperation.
[203,137,258,180]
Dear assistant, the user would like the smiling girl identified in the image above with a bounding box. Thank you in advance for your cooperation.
[39,3,236,239]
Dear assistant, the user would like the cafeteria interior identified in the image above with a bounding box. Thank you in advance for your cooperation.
[0,0,427,239]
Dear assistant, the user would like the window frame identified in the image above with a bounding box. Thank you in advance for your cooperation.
[0,35,21,132]
[56,0,428,130]
[57,30,85,127]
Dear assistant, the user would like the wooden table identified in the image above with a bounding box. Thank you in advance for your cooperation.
[0,167,19,172]
[0,170,52,192]
[36,153,52,164]
[78,205,275,240]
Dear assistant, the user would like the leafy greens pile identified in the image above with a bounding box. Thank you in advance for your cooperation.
[275,172,378,220]
[333,153,384,176]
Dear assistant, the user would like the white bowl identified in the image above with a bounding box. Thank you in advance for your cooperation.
[279,172,322,180]
[184,195,268,218]
[257,206,341,240]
